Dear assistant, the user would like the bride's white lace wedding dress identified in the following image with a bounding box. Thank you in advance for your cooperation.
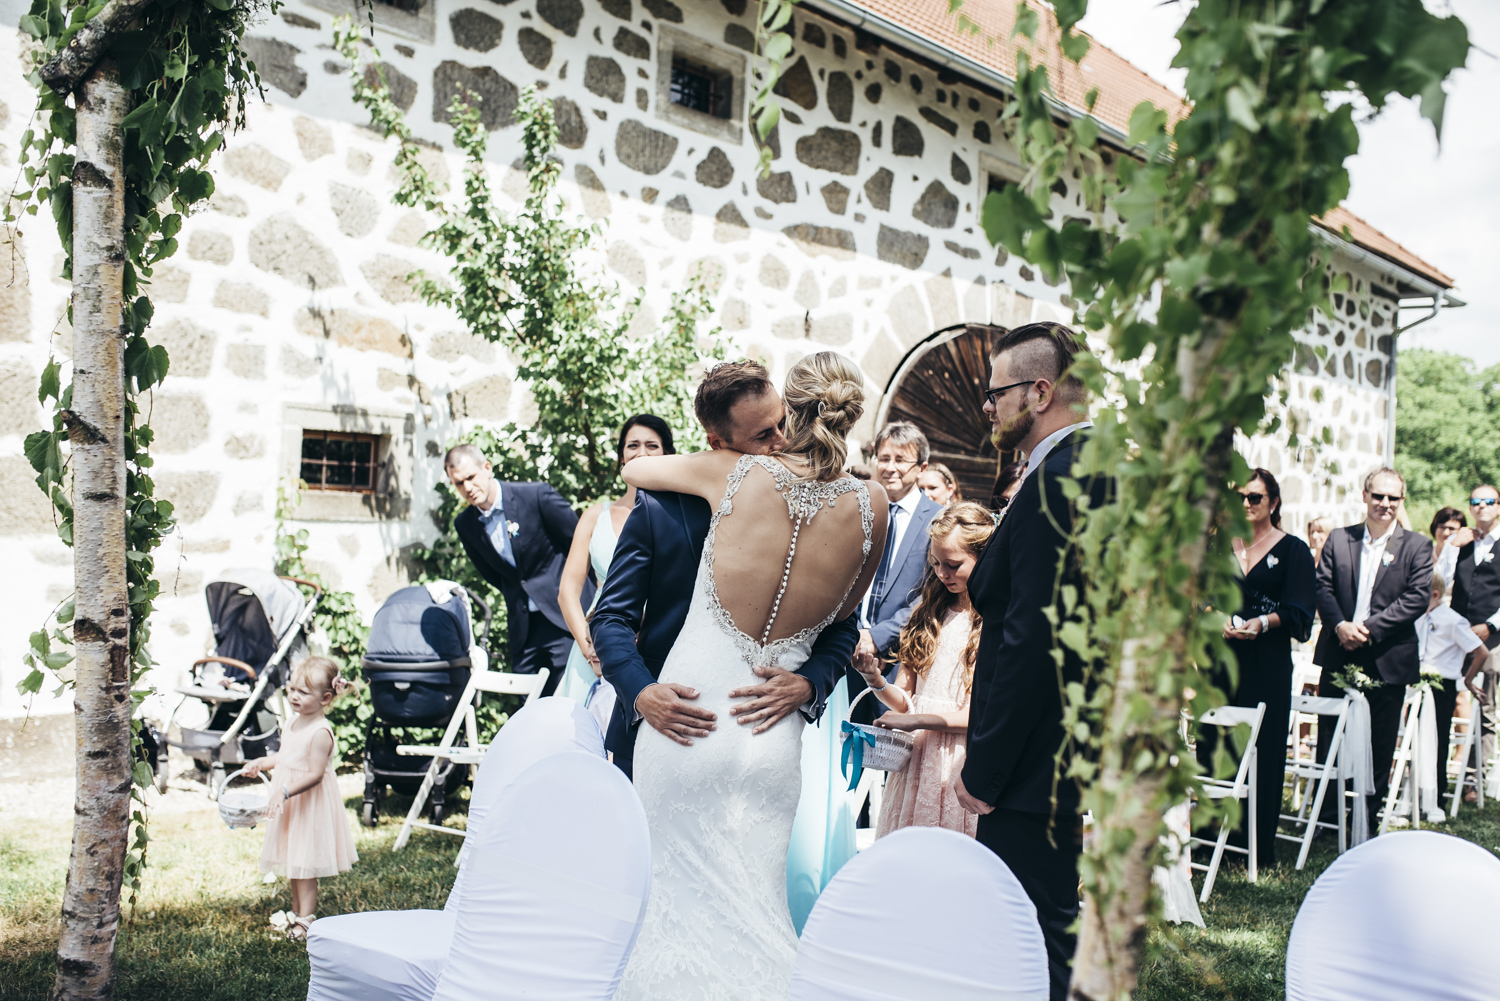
[615,455,874,1001]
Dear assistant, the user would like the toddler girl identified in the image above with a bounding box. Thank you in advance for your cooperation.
[854,502,994,838]
[243,656,358,940]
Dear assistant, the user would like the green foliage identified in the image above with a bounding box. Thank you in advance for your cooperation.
[1395,348,1500,531]
[274,484,371,766]
[974,0,1469,985]
[336,24,725,511]
[747,0,799,174]
[10,0,277,913]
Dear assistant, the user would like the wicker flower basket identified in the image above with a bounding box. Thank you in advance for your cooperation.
[217,767,272,830]
[840,687,916,789]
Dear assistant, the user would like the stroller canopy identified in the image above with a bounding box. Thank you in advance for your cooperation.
[365,584,474,666]
[205,570,308,676]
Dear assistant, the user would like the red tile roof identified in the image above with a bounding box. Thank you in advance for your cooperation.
[841,0,1454,289]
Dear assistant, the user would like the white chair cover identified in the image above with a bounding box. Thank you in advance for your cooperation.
[789,826,1048,1001]
[306,698,604,1001]
[447,696,605,910]
[1340,689,1375,845]
[307,910,455,1001]
[1286,831,1500,1001]
[431,751,650,1001]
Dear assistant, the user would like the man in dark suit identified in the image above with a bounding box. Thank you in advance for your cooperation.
[591,361,858,778]
[954,321,1103,1001]
[447,444,592,696]
[1439,483,1500,766]
[847,421,944,724]
[1314,467,1433,831]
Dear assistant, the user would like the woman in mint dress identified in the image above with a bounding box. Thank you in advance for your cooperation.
[556,415,675,714]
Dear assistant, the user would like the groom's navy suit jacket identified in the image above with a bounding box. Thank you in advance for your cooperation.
[591,487,858,778]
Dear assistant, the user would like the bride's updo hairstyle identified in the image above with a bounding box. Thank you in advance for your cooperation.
[781,351,864,482]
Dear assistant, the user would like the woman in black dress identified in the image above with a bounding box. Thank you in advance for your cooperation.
[1201,467,1316,867]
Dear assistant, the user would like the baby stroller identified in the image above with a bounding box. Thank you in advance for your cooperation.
[360,582,491,827]
[161,570,320,796]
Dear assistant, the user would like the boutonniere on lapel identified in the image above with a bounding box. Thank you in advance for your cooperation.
[507,520,521,538]
[1381,551,1395,567]
[1266,555,1279,569]
[1482,551,1496,564]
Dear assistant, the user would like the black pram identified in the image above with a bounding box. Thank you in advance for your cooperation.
[360,583,491,827]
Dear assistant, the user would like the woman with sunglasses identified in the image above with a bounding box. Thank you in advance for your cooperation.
[1199,467,1316,868]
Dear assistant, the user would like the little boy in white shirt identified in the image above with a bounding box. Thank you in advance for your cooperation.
[1419,576,1491,802]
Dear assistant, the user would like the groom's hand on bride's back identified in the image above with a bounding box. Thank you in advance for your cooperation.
[636,683,718,746]
[728,665,814,735]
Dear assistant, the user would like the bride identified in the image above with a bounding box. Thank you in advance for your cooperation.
[613,352,889,1000]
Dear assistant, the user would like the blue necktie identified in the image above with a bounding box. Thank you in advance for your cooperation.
[870,502,900,610]
[488,502,516,567]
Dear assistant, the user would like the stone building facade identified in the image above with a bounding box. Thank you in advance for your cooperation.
[0,0,1456,722]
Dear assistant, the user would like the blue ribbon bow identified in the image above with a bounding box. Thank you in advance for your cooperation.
[841,721,877,792]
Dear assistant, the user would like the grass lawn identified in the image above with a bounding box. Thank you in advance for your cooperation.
[4,782,1498,1000]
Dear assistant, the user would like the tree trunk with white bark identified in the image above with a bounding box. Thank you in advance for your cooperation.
[54,58,132,1001]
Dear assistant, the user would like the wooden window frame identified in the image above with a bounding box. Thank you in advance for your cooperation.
[299,430,381,494]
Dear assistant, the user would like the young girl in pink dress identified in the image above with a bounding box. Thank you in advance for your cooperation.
[243,656,358,940]
[854,502,994,839]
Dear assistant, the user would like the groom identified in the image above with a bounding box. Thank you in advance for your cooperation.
[592,361,858,778]
[955,322,1105,1001]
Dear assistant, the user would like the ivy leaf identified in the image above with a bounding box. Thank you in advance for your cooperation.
[1058,29,1091,64]
[125,338,170,391]
[24,430,63,484]
[38,358,61,404]
[175,167,214,205]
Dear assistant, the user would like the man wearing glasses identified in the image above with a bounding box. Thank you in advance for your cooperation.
[847,421,943,724]
[1441,484,1500,769]
[1312,467,1434,833]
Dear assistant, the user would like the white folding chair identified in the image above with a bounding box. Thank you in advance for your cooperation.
[431,752,650,1001]
[1188,702,1265,902]
[393,655,551,850]
[1379,686,1425,833]
[1278,694,1352,870]
[1447,695,1485,817]
[306,698,605,1001]
[789,826,1047,1000]
[1286,831,1500,1001]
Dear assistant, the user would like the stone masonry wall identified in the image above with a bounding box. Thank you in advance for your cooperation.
[0,1,1405,720]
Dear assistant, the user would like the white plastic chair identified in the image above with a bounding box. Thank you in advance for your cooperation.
[1188,702,1265,902]
[788,826,1048,1000]
[430,751,650,1001]
[1286,831,1500,1000]
[1447,696,1485,817]
[1278,694,1351,869]
[393,655,552,850]
[306,698,605,1001]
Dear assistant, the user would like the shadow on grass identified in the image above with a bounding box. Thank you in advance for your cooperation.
[6,789,1498,1000]
[1,790,463,1001]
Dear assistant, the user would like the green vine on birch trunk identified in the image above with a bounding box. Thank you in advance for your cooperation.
[9,0,278,914]
[961,1,1469,996]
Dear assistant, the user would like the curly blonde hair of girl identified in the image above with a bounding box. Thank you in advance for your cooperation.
[293,656,356,700]
[780,351,865,482]
[893,502,995,700]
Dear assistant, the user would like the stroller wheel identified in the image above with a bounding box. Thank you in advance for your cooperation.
[361,801,377,828]
[431,800,445,826]
[155,747,171,795]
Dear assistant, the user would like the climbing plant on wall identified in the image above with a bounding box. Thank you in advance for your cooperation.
[946,1,1470,997]
[7,0,276,995]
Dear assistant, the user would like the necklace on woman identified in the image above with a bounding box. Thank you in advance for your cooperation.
[1236,529,1282,575]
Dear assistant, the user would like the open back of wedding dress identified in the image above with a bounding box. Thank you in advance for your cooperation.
[615,454,875,1001]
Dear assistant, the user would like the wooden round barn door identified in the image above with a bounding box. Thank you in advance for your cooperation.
[878,323,1015,505]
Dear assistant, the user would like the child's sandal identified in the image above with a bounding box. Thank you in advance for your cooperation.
[287,914,314,942]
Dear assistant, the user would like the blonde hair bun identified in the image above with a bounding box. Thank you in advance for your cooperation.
[782,352,865,480]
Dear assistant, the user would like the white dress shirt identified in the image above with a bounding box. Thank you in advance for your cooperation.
[1435,525,1500,629]
[1418,604,1483,680]
[861,485,924,627]
[1025,420,1094,480]
[1352,521,1398,625]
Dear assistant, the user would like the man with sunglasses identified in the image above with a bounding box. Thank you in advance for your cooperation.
[1313,467,1434,833]
[1441,485,1500,770]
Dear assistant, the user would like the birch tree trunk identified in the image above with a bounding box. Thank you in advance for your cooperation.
[55,58,132,1001]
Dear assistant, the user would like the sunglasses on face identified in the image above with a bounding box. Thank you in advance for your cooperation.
[1369,492,1404,503]
[1471,498,1499,508]
[1239,492,1265,506]
[983,380,1037,407]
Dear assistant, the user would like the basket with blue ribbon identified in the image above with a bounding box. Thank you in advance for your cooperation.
[840,686,915,791]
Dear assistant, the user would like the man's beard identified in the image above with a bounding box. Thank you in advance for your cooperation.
[991,408,1034,452]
